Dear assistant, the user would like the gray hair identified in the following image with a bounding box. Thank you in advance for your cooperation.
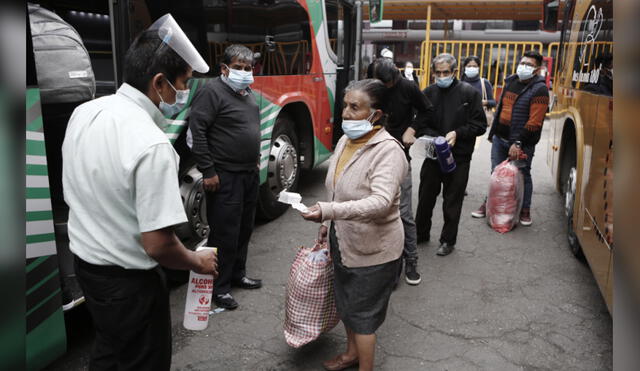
[222,44,254,65]
[432,53,457,70]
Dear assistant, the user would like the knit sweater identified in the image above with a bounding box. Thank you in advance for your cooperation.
[461,75,496,108]
[335,126,381,183]
[318,129,407,268]
[489,74,549,146]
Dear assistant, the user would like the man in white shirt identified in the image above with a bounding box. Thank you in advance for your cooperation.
[62,15,216,371]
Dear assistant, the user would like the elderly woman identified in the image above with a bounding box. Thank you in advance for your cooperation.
[302,79,408,371]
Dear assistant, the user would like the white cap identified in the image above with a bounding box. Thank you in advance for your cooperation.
[148,14,209,73]
[381,48,393,59]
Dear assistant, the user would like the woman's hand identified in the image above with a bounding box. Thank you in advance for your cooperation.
[317,225,328,244]
[301,204,322,223]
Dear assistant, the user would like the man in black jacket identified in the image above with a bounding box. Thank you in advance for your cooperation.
[189,44,263,310]
[370,58,435,285]
[416,53,487,256]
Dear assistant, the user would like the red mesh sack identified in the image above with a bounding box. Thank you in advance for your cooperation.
[486,160,524,233]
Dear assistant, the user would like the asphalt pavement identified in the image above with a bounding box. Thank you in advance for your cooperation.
[48,125,612,371]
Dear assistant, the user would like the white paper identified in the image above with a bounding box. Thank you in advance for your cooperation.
[278,191,309,213]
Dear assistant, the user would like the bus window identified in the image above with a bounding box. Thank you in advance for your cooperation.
[570,0,613,94]
[35,0,115,96]
[326,0,345,65]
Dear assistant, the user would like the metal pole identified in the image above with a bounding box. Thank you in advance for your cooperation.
[421,4,432,90]
[354,1,363,80]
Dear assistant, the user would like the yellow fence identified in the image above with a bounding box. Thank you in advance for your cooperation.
[418,40,544,95]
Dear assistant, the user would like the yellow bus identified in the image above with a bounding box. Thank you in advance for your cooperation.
[543,0,613,312]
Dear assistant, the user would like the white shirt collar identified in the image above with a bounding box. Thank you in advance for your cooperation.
[116,83,167,127]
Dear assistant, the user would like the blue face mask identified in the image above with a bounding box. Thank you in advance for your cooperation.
[342,111,376,140]
[222,64,254,91]
[436,75,454,88]
[157,79,189,117]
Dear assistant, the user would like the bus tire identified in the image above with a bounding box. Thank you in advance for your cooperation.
[257,114,300,221]
[563,162,585,261]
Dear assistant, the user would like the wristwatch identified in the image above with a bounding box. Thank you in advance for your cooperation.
[514,140,522,148]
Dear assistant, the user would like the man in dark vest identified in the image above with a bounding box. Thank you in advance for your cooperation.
[471,50,549,226]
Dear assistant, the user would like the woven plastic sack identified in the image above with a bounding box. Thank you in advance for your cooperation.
[486,160,524,233]
[284,242,340,348]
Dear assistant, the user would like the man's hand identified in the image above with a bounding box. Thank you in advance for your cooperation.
[301,204,322,223]
[445,131,457,147]
[203,175,220,192]
[193,249,218,278]
[508,144,522,160]
[402,127,417,147]
[317,225,328,244]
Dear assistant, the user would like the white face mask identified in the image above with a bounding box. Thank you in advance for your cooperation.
[464,66,479,79]
[342,111,376,140]
[516,64,536,81]
[405,67,414,76]
[223,64,254,91]
[156,78,189,117]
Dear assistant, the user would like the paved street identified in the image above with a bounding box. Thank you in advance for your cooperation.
[49,125,612,370]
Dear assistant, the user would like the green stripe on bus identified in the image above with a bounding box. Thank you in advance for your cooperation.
[165,124,185,134]
[26,164,48,176]
[26,309,66,371]
[26,286,60,317]
[26,211,54,222]
[26,256,49,273]
[26,117,44,132]
[26,270,59,297]
[26,140,46,156]
[26,188,51,199]
[26,233,56,245]
[26,89,41,110]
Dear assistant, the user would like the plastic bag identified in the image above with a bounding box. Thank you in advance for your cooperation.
[284,242,340,347]
[486,160,524,233]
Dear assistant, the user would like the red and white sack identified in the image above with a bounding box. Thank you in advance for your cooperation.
[486,160,524,233]
[284,242,340,348]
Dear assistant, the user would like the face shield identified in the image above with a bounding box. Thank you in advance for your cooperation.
[148,14,209,74]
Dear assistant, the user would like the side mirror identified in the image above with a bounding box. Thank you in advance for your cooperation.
[542,0,560,32]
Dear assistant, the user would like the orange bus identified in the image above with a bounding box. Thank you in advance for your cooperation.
[542,0,613,312]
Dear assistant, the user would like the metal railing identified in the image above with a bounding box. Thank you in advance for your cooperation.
[418,40,544,97]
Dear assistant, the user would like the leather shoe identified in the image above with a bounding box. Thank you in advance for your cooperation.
[436,242,455,256]
[322,354,359,371]
[213,293,238,310]
[231,276,262,289]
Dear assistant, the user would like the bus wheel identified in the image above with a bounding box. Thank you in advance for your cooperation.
[564,166,584,260]
[175,164,209,250]
[257,114,300,220]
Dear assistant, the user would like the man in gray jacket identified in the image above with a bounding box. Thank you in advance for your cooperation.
[189,45,262,310]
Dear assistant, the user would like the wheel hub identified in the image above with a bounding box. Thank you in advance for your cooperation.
[267,134,298,194]
[176,166,209,249]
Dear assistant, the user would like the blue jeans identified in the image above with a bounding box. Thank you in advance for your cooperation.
[490,135,534,209]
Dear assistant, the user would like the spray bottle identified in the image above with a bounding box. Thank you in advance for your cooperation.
[183,246,217,330]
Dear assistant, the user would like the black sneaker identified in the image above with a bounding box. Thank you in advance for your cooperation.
[214,293,238,310]
[404,261,421,285]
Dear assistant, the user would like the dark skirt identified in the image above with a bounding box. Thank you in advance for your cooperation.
[330,223,401,335]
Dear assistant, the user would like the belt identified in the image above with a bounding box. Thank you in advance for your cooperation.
[74,255,159,277]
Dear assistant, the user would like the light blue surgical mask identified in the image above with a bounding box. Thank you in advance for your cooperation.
[464,66,479,79]
[436,75,454,88]
[342,111,376,140]
[517,64,536,81]
[157,79,189,117]
[222,64,254,91]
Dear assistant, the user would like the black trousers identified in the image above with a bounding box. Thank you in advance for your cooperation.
[415,159,471,246]
[73,256,171,371]
[206,169,259,295]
